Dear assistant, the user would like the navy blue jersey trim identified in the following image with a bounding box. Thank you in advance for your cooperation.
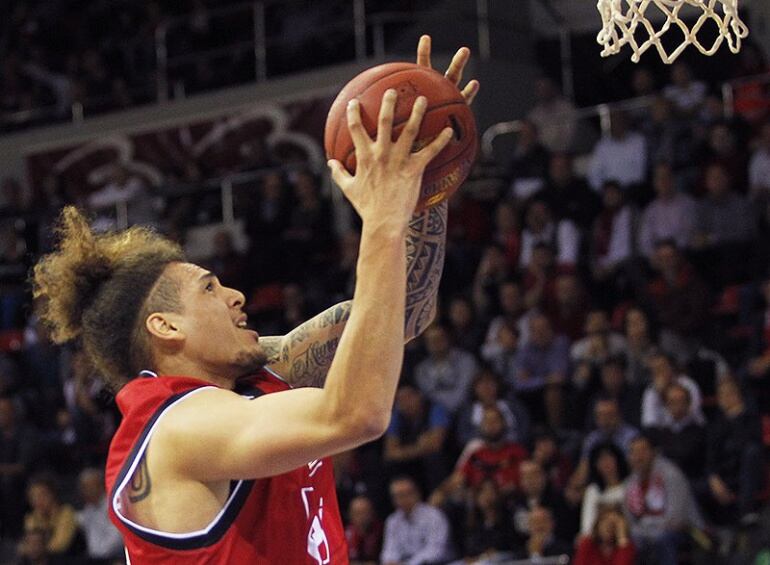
[110,388,255,550]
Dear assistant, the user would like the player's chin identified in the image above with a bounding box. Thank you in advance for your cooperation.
[233,346,269,374]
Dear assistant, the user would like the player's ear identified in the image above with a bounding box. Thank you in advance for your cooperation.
[145,312,185,342]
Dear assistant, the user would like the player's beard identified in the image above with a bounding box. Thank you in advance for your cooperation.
[232,346,269,377]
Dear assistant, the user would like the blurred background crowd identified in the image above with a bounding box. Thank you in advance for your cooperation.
[1,1,770,565]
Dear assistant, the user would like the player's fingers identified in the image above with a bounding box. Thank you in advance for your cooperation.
[395,96,427,153]
[416,35,432,68]
[346,98,372,151]
[413,127,453,168]
[444,47,470,85]
[327,159,352,188]
[376,89,397,147]
[461,80,480,106]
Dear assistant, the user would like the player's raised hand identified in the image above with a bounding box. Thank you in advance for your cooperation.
[328,89,452,231]
[416,35,480,106]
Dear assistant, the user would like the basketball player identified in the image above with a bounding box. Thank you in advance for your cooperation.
[31,36,478,564]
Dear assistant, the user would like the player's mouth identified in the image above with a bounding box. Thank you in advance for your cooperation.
[235,315,259,340]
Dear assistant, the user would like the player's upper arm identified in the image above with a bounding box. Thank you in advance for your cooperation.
[152,387,373,482]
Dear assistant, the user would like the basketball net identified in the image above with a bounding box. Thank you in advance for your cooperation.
[596,0,749,63]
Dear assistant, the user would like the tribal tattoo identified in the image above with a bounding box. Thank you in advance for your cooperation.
[265,202,448,388]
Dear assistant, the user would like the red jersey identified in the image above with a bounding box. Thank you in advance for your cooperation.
[460,442,529,491]
[105,369,348,564]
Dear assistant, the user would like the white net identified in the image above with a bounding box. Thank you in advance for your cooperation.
[596,0,749,64]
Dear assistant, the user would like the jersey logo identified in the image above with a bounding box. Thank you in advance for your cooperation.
[301,487,330,565]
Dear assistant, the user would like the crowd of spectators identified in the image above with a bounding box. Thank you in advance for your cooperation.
[0,0,440,133]
[1,31,770,565]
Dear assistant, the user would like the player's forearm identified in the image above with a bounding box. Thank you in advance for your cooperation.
[322,225,407,437]
[405,202,447,340]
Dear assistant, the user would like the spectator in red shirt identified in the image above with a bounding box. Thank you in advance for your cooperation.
[574,507,636,565]
[345,495,382,565]
[429,405,528,507]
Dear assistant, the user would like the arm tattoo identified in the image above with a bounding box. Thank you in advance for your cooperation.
[128,455,152,503]
[404,202,447,340]
[269,204,447,388]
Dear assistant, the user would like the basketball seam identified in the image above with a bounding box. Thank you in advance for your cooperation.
[340,100,471,167]
[330,66,463,158]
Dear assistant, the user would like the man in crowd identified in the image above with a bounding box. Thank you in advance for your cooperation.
[381,476,453,565]
[624,435,703,565]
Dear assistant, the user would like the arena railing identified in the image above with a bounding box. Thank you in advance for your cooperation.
[481,70,770,161]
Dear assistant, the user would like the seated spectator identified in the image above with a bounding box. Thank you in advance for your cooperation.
[641,350,704,428]
[512,313,569,428]
[455,368,530,448]
[414,324,478,415]
[480,318,520,385]
[527,76,576,153]
[513,506,572,561]
[461,479,514,560]
[381,476,454,565]
[521,242,558,312]
[511,460,577,545]
[700,122,750,195]
[691,163,757,285]
[519,199,580,270]
[646,383,707,480]
[590,181,635,293]
[77,468,123,563]
[431,405,528,507]
[644,240,710,358]
[581,397,639,461]
[637,162,697,259]
[0,395,40,540]
[383,383,450,493]
[588,355,643,428]
[663,61,707,116]
[693,162,756,248]
[639,97,696,174]
[481,280,529,348]
[571,310,628,394]
[587,111,647,193]
[624,435,703,565]
[530,428,573,493]
[345,495,383,565]
[14,528,67,565]
[574,507,636,565]
[24,474,83,557]
[699,378,764,525]
[543,273,590,342]
[507,120,549,200]
[580,443,629,535]
[534,152,600,230]
[445,295,485,353]
[490,201,521,271]
[473,253,516,320]
[623,307,656,386]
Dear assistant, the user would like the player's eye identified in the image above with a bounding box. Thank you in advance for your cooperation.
[205,282,214,292]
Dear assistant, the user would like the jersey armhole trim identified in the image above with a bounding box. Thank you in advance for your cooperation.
[110,386,255,551]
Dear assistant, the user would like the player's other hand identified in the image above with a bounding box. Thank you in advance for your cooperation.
[328,90,452,233]
[416,35,480,106]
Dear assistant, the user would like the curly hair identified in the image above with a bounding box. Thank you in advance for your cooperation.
[32,206,185,388]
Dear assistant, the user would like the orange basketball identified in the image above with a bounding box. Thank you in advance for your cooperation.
[324,62,477,212]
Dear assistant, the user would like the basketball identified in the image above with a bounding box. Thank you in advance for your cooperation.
[324,62,478,212]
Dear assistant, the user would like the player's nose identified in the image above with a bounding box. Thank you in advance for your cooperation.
[226,286,246,308]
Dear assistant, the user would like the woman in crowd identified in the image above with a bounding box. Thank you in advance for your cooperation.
[580,442,629,535]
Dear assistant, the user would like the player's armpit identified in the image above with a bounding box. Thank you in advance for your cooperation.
[153,386,376,482]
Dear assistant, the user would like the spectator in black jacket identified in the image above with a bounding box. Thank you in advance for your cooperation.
[699,378,764,525]
[646,383,706,480]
